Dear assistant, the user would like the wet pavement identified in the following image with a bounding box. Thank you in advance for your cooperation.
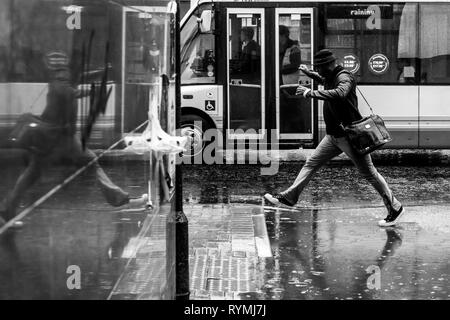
[186,204,264,300]
[183,163,450,300]
[182,163,450,207]
[183,201,450,300]
[0,160,150,299]
[261,206,449,300]
[0,160,449,299]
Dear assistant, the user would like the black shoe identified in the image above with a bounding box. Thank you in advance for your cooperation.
[264,193,295,207]
[378,206,405,227]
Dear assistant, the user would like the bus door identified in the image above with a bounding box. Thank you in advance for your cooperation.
[227,8,265,138]
[121,6,167,134]
[276,8,314,141]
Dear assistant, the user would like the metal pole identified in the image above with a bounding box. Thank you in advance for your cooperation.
[174,0,190,300]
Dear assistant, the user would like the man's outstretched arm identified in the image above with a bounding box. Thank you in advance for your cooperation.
[299,65,324,84]
[296,73,354,100]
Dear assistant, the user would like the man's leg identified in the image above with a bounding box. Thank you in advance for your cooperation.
[1,154,43,221]
[266,135,342,206]
[69,137,145,207]
[336,137,403,226]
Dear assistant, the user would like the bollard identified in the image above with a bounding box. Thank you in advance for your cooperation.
[176,209,189,300]
[174,0,190,300]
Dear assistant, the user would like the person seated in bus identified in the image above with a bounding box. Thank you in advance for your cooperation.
[0,51,148,228]
[230,27,260,82]
[279,25,307,132]
[240,27,260,74]
[279,25,301,86]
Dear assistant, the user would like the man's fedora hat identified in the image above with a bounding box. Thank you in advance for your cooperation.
[313,49,336,66]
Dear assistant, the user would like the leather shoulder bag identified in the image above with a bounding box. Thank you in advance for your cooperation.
[341,87,392,155]
[9,113,65,155]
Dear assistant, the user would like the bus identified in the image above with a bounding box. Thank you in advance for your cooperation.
[179,0,450,157]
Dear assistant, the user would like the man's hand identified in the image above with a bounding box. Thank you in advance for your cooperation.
[299,64,310,73]
[295,85,310,97]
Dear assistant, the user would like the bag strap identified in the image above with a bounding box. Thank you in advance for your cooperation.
[321,71,373,127]
[325,80,363,129]
[356,86,374,115]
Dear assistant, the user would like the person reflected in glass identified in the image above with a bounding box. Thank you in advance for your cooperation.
[0,51,147,228]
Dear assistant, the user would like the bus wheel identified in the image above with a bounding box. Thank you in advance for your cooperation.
[181,114,212,160]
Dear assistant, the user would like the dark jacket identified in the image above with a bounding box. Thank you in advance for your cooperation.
[41,80,77,136]
[305,65,362,137]
[239,39,260,74]
[40,73,88,137]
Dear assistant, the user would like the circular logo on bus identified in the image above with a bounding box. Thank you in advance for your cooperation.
[342,54,360,74]
[368,53,389,75]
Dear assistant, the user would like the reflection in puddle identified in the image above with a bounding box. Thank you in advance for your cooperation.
[260,209,449,300]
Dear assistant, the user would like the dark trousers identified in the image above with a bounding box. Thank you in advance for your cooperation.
[281,135,402,211]
[2,135,129,220]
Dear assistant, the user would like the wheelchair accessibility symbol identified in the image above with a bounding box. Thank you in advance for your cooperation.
[205,100,216,111]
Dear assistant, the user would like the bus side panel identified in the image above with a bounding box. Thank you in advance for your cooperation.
[0,83,117,149]
[419,86,450,148]
[0,83,48,148]
[357,86,419,148]
[181,85,223,131]
[0,83,48,114]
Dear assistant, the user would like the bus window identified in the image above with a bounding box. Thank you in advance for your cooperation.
[399,3,450,84]
[277,11,313,139]
[419,4,450,84]
[227,11,264,133]
[181,5,215,84]
[229,24,261,84]
[324,3,418,84]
